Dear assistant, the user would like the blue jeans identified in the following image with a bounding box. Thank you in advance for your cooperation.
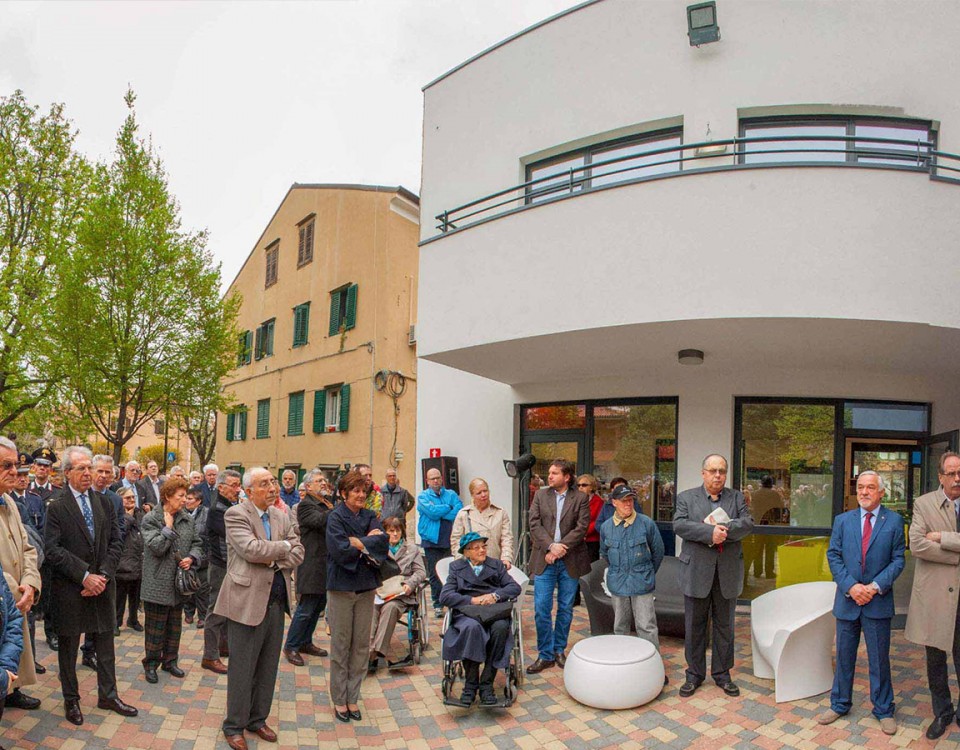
[534,560,579,661]
[284,593,327,650]
[831,615,894,719]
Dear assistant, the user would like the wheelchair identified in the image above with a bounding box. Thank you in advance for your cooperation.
[388,580,430,668]
[434,556,528,708]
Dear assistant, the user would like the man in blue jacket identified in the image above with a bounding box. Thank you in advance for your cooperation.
[417,468,462,618]
[819,470,905,735]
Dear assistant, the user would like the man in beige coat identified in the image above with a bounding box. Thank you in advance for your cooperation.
[0,437,42,711]
[906,450,960,741]
[214,467,304,750]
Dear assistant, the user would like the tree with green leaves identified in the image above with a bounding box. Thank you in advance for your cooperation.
[58,89,239,463]
[0,90,93,431]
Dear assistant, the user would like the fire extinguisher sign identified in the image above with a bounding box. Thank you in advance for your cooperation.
[429,448,442,458]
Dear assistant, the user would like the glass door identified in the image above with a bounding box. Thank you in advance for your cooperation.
[524,437,585,483]
[849,442,913,518]
[921,431,960,493]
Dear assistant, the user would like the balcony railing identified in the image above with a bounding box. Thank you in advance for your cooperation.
[430,134,960,239]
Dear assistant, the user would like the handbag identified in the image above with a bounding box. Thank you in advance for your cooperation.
[455,600,514,625]
[175,566,202,597]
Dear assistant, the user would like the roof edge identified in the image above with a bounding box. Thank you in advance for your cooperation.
[422,0,604,92]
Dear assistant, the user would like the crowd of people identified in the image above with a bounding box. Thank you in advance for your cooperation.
[2,436,960,746]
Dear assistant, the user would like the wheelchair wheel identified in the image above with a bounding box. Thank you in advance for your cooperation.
[441,675,452,699]
[412,639,422,665]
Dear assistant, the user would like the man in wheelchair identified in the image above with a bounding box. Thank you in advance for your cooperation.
[439,532,521,706]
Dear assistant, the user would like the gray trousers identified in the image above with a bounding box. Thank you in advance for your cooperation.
[203,564,228,660]
[223,599,284,737]
[370,599,410,657]
[612,592,660,648]
[328,589,375,707]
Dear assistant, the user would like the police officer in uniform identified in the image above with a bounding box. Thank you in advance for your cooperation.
[11,453,45,533]
[31,447,59,651]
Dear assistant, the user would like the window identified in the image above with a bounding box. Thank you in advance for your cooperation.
[287,391,305,436]
[293,303,310,347]
[328,284,358,335]
[154,419,166,436]
[237,330,252,366]
[225,409,247,441]
[265,241,279,287]
[254,318,275,360]
[526,129,683,203]
[739,117,933,167]
[256,398,271,439]
[297,216,315,267]
[313,383,351,433]
[843,401,928,432]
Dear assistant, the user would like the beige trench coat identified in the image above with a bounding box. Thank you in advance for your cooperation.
[905,488,960,653]
[450,503,515,565]
[0,494,42,687]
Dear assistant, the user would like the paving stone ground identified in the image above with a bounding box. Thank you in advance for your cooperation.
[2,593,958,749]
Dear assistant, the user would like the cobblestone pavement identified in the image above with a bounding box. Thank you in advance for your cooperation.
[2,593,958,749]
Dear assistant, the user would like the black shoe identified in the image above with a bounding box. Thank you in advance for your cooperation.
[47,635,59,651]
[97,697,138,717]
[64,698,83,725]
[184,613,194,624]
[459,686,477,706]
[334,708,351,723]
[719,681,740,697]
[927,713,953,740]
[525,658,556,674]
[5,689,41,710]
[128,621,144,632]
[368,657,379,674]
[81,654,99,671]
[479,686,498,706]
[114,626,121,637]
[162,663,186,678]
[679,680,700,697]
[388,656,415,669]
[144,666,159,683]
[34,662,46,675]
[555,651,566,668]
[348,708,362,721]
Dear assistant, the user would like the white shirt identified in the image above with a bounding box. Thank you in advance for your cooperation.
[554,491,566,542]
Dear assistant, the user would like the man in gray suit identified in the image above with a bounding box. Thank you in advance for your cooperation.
[674,454,754,698]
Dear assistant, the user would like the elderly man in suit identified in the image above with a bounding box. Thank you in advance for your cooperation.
[527,458,591,673]
[674,454,754,698]
[819,470,905,735]
[905,451,960,740]
[0,437,43,712]
[44,445,137,726]
[214,467,304,750]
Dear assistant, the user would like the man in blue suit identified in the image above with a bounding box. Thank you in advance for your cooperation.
[819,470,905,735]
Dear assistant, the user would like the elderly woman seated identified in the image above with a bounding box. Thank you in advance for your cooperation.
[439,532,521,706]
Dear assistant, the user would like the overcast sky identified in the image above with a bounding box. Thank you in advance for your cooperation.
[1,0,581,287]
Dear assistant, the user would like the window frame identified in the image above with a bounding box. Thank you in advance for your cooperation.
[256,398,271,439]
[287,390,305,436]
[293,302,310,348]
[297,214,316,268]
[265,241,279,288]
[328,283,358,335]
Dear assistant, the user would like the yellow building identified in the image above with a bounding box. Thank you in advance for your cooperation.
[218,184,420,488]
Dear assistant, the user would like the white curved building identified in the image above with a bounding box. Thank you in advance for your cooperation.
[417,0,960,595]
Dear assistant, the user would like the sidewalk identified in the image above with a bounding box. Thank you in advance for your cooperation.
[1,594,948,749]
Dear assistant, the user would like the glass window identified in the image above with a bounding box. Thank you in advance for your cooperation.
[742,532,832,599]
[592,403,677,521]
[738,402,835,528]
[526,154,586,203]
[843,401,928,432]
[740,123,847,164]
[591,134,682,187]
[522,405,586,431]
[854,123,931,166]
[325,387,341,431]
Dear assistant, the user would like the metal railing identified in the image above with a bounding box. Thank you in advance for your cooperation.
[432,134,960,237]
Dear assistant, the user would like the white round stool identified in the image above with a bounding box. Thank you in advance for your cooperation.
[564,635,664,709]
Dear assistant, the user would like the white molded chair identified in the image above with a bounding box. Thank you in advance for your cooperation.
[750,581,836,702]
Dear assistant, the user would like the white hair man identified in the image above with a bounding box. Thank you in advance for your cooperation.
[192,463,220,508]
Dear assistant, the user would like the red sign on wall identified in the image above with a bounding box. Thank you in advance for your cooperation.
[429,448,442,458]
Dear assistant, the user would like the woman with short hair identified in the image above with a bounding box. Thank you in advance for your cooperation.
[450,478,514,568]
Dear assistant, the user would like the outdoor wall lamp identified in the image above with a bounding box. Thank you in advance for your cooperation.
[504,453,536,478]
[678,349,705,366]
[687,2,720,46]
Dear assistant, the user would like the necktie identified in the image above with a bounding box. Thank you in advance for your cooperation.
[80,493,95,538]
[261,511,271,539]
[861,511,873,568]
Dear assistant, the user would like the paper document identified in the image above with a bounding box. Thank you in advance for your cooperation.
[704,506,731,525]
[376,575,406,602]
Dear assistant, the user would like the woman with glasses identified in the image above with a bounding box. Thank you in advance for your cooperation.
[577,474,605,563]
[450,478,514,568]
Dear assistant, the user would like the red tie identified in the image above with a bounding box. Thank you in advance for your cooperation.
[861,512,873,568]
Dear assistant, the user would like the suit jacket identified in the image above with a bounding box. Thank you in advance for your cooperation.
[674,485,754,599]
[43,488,123,635]
[136,478,161,508]
[192,482,217,509]
[905,488,960,651]
[528,486,591,578]
[293,494,332,595]
[0,494,41,686]
[213,500,304,627]
[827,505,905,621]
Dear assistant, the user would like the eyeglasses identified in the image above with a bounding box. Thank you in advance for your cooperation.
[942,471,960,479]
[577,483,592,488]
[0,461,17,472]
[704,469,727,474]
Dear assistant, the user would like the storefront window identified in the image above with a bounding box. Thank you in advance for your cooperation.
[522,404,586,431]
[738,401,835,528]
[591,403,677,521]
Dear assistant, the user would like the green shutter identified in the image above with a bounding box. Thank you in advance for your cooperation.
[312,390,326,433]
[256,399,270,439]
[345,283,358,330]
[239,410,247,440]
[226,412,235,442]
[328,289,341,336]
[339,383,350,432]
[288,391,304,436]
[293,304,309,347]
